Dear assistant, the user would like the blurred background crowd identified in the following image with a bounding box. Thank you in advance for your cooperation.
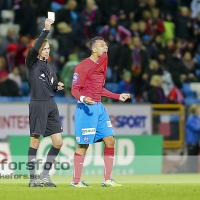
[0,0,200,104]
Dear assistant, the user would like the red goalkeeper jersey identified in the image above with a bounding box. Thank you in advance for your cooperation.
[71,53,120,102]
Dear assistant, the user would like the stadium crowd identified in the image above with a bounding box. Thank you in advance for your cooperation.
[0,0,200,104]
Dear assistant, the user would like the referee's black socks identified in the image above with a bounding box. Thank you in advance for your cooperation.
[41,146,60,176]
[28,147,37,181]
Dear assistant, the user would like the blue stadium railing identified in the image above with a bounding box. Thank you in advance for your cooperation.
[0,96,78,103]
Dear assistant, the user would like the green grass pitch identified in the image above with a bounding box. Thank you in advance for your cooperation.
[1,174,200,200]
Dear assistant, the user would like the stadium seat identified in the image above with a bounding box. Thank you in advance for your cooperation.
[54,90,65,97]
[195,69,200,76]
[1,10,14,23]
[0,23,20,37]
[0,96,30,102]
[190,83,200,99]
[104,83,118,93]
[0,97,12,102]
[54,97,77,103]
[170,115,179,122]
[184,90,196,98]
[182,83,191,96]
[184,97,199,105]
[20,82,30,96]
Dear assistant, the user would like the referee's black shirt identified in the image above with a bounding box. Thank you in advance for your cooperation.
[25,29,58,100]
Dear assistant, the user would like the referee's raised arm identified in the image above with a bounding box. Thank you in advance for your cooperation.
[26,19,54,68]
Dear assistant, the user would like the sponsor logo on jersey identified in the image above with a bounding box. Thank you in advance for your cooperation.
[73,73,79,83]
[84,137,89,142]
[106,121,112,127]
[81,128,96,135]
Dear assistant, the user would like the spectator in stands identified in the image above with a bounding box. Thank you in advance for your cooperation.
[146,8,165,38]
[193,13,200,41]
[55,0,85,45]
[118,10,129,29]
[117,70,134,103]
[130,22,139,37]
[56,22,75,66]
[182,41,196,58]
[161,13,175,45]
[157,50,170,70]
[15,36,30,80]
[182,51,197,82]
[8,66,22,88]
[152,35,166,59]
[133,0,149,22]
[194,12,200,28]
[162,69,174,97]
[168,48,188,87]
[185,104,200,173]
[159,0,179,19]
[155,52,174,96]
[106,32,123,83]
[175,7,192,40]
[60,53,79,96]
[14,0,39,38]
[166,39,175,53]
[0,56,8,80]
[142,34,153,59]
[96,0,121,24]
[118,36,149,99]
[147,0,158,10]
[6,43,17,73]
[138,20,147,38]
[33,0,51,17]
[143,60,162,83]
[147,75,166,103]
[0,73,20,96]
[15,36,30,67]
[191,0,200,19]
[142,10,152,31]
[194,47,200,81]
[119,0,139,27]
[99,14,131,45]
[82,0,101,39]
[175,39,184,58]
[0,28,18,56]
[166,84,184,104]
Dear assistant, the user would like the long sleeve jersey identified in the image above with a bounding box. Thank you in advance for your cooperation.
[71,53,120,102]
[25,29,58,100]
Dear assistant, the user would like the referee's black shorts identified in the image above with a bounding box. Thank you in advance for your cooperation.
[29,99,63,137]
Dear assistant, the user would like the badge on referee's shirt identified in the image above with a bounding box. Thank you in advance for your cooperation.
[51,77,54,84]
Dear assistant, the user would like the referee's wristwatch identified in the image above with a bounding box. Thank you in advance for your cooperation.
[43,28,49,32]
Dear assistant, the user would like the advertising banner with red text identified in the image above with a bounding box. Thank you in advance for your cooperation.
[0,104,68,138]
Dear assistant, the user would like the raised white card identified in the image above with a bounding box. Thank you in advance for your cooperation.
[48,12,55,21]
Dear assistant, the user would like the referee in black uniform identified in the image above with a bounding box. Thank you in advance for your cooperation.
[26,18,64,187]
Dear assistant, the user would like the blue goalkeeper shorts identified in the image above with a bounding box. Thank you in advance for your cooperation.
[74,102,114,144]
